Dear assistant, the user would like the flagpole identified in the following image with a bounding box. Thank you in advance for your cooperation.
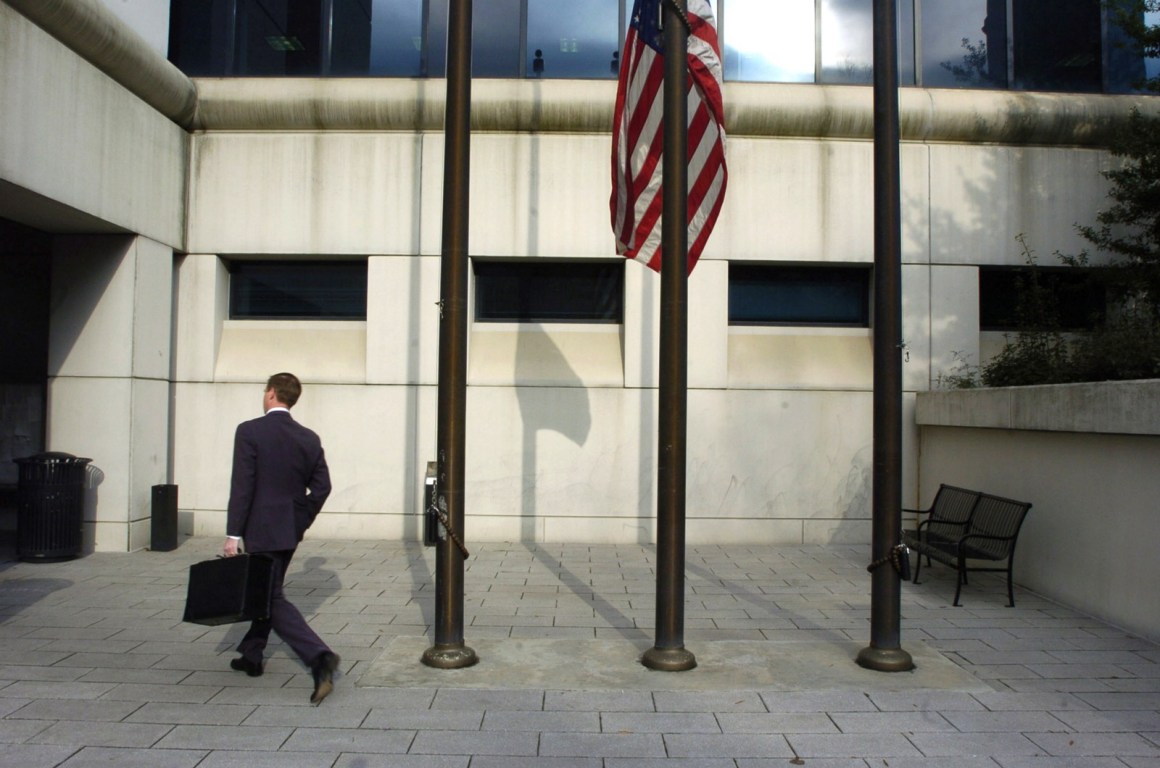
[857,0,913,673]
[422,0,478,670]
[643,0,695,673]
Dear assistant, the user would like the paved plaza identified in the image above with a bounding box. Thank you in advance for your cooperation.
[1,534,1158,767]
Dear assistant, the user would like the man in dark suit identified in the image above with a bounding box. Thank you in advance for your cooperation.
[223,372,340,705]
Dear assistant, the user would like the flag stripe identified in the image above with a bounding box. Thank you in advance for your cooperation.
[611,0,728,275]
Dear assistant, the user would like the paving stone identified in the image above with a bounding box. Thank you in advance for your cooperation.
[995,758,1140,768]
[152,724,294,750]
[787,731,923,758]
[905,731,1045,757]
[194,752,343,768]
[830,711,958,732]
[362,708,481,730]
[543,690,655,712]
[600,712,721,733]
[717,712,837,734]
[280,726,415,753]
[538,731,666,758]
[663,732,795,758]
[0,745,81,768]
[409,729,538,756]
[53,746,206,767]
[26,720,173,747]
[332,756,467,768]
[652,690,766,712]
[1026,732,1160,757]
[482,710,598,732]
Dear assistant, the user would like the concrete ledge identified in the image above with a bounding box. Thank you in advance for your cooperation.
[916,380,1160,435]
[3,0,197,126]
[8,0,1159,143]
[189,78,1160,146]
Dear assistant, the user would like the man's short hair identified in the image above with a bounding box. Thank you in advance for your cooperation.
[266,372,302,408]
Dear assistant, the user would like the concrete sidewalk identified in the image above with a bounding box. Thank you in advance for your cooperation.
[0,534,1158,767]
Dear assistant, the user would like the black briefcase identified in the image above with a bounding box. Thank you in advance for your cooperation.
[182,553,275,626]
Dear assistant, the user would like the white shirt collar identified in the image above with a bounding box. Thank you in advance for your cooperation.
[267,407,291,415]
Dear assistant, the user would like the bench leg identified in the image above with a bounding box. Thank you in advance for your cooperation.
[912,553,923,584]
[953,554,967,607]
[1006,560,1015,607]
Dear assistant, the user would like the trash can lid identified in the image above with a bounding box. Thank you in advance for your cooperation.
[13,452,93,464]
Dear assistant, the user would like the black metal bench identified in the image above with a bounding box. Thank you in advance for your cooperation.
[902,485,1032,607]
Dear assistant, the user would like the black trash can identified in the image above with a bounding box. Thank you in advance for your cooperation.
[13,452,91,561]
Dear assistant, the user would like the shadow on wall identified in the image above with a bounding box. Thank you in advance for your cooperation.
[47,235,135,375]
[516,326,591,541]
[903,133,994,385]
[831,444,872,545]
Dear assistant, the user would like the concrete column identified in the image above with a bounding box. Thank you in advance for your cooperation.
[174,253,229,383]
[47,234,174,552]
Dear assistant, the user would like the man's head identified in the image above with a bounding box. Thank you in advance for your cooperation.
[264,372,302,410]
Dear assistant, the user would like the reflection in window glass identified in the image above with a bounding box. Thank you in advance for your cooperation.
[1150,11,1160,81]
[1126,9,1160,86]
[920,0,1007,88]
[369,0,423,76]
[821,0,872,84]
[897,0,916,85]
[723,0,815,83]
[474,0,523,77]
[528,0,620,79]
[426,0,522,77]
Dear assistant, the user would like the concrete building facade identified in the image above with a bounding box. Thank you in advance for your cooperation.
[2,0,1157,552]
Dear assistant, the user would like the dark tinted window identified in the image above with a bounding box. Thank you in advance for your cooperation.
[979,267,1105,331]
[729,264,871,326]
[229,260,368,319]
[474,261,624,323]
[1012,0,1101,92]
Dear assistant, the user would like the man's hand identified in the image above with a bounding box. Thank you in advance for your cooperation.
[223,537,240,557]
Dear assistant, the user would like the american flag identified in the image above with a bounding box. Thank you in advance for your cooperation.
[610,0,727,274]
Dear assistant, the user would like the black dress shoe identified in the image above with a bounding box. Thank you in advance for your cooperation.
[310,651,340,705]
[230,656,263,677]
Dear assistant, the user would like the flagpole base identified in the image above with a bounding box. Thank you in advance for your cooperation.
[421,643,479,669]
[642,646,697,672]
[856,645,914,672]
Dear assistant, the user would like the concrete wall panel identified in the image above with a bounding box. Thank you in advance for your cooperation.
[187,133,424,255]
[0,3,186,244]
[929,145,1111,266]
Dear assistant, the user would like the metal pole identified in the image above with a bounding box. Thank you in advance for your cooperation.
[857,0,913,673]
[642,0,695,673]
[422,0,478,670]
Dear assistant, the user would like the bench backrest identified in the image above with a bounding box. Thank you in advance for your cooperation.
[929,484,982,523]
[925,484,982,539]
[965,493,1032,559]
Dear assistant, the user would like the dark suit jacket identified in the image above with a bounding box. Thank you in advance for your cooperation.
[227,410,331,552]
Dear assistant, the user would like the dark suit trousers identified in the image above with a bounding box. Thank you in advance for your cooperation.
[236,549,329,667]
